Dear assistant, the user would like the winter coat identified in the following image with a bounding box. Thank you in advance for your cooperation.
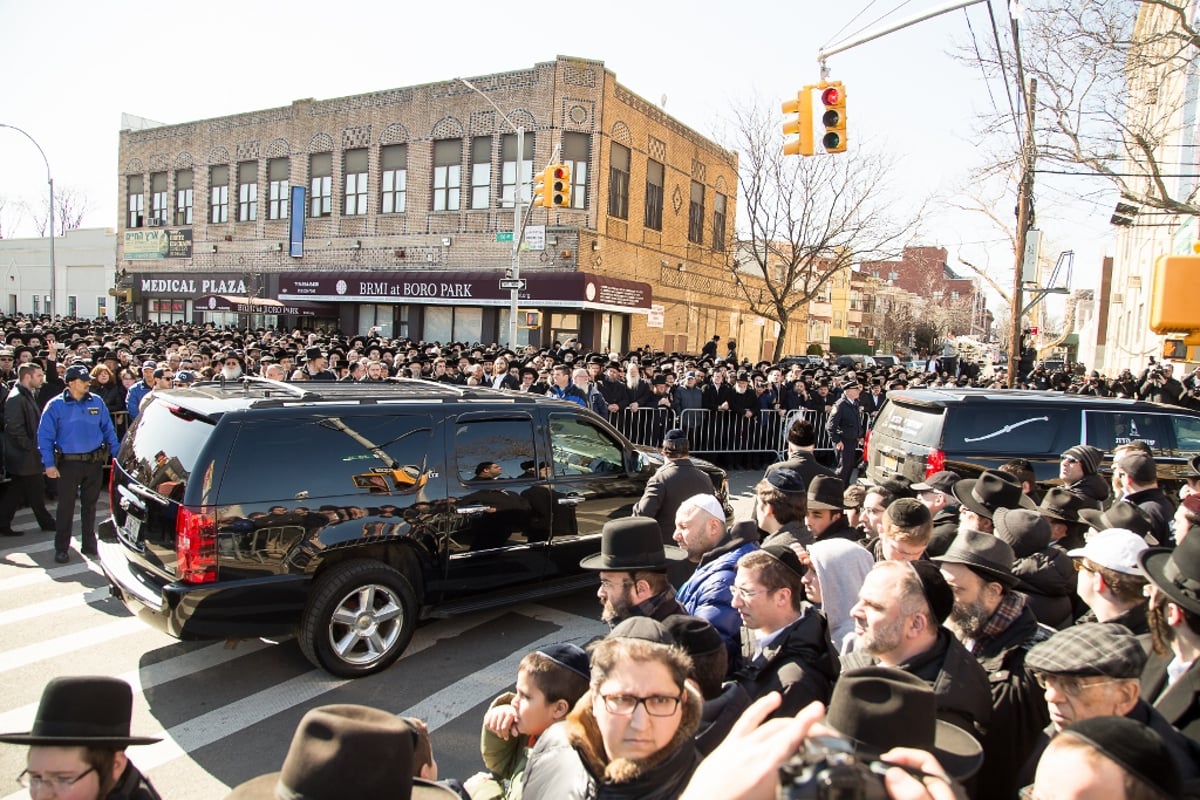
[521,686,702,800]
[676,523,759,672]
[467,692,534,800]
[1141,650,1200,742]
[632,458,716,544]
[3,383,44,476]
[999,521,1076,629]
[763,451,835,492]
[694,682,751,756]
[108,762,162,800]
[925,505,962,558]
[1063,473,1110,505]
[735,606,840,718]
[1122,487,1175,547]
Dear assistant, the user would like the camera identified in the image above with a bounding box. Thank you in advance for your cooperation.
[779,736,889,799]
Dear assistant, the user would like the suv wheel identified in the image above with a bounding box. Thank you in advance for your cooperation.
[299,560,417,677]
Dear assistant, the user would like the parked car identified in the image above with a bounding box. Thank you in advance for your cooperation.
[834,354,877,370]
[98,379,729,677]
[865,388,1200,488]
[872,355,898,369]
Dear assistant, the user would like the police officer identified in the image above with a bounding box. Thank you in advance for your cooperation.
[37,364,121,563]
[826,380,863,484]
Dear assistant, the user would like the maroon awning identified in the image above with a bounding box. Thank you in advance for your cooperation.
[196,294,335,317]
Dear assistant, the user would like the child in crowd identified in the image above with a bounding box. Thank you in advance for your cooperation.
[464,643,590,800]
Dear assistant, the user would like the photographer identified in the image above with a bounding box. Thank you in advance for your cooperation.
[1138,360,1184,405]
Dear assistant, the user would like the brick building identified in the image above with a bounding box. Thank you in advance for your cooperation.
[115,56,741,354]
[860,246,987,339]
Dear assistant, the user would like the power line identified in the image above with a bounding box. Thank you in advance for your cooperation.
[985,0,1022,147]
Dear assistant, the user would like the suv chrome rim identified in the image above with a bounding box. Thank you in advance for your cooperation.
[328,584,404,665]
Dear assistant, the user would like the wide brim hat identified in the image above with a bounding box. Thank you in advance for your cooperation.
[808,475,851,511]
[224,705,459,800]
[1079,501,1153,539]
[951,470,1037,519]
[825,666,983,781]
[1038,486,1097,524]
[1138,532,1200,616]
[580,517,687,571]
[931,529,1020,588]
[0,676,161,746]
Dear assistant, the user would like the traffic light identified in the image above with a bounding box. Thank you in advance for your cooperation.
[782,88,815,157]
[532,167,548,208]
[820,82,847,154]
[1150,253,1200,333]
[549,164,571,207]
[1164,339,1188,360]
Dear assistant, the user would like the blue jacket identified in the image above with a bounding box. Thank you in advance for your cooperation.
[126,379,153,420]
[38,389,121,469]
[677,522,759,671]
[547,384,588,408]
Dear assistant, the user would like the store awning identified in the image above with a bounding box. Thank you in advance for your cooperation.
[196,294,335,317]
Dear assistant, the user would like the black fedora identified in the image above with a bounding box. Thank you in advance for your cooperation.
[1037,486,1098,524]
[931,529,1020,588]
[580,517,686,571]
[952,470,1036,519]
[807,475,851,511]
[225,704,458,799]
[0,677,161,746]
[825,666,983,781]
[1138,530,1200,616]
[1079,501,1154,539]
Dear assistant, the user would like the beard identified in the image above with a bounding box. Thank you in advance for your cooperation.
[221,365,242,380]
[947,597,992,641]
[859,617,904,658]
[601,592,635,625]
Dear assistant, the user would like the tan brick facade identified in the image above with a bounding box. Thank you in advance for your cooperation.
[116,56,749,355]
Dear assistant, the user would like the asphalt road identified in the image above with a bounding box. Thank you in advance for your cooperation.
[0,470,762,798]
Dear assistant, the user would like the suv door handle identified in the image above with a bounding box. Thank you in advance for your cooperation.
[557,496,586,506]
[455,505,490,515]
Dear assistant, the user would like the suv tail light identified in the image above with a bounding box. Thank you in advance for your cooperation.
[863,429,871,463]
[925,449,946,477]
[177,506,217,584]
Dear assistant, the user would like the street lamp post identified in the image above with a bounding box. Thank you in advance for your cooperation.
[0,123,56,318]
[457,78,526,350]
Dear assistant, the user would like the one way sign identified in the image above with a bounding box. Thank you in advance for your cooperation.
[499,278,527,290]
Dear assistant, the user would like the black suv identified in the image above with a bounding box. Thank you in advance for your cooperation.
[98,379,728,677]
[865,388,1200,486]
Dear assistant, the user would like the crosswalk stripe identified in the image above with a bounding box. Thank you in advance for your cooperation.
[0,585,112,627]
[0,538,56,558]
[0,617,146,674]
[0,555,103,592]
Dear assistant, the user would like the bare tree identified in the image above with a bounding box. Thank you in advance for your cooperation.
[0,195,26,240]
[719,98,926,362]
[963,0,1198,215]
[25,186,90,237]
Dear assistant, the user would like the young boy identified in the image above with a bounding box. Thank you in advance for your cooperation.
[465,643,590,800]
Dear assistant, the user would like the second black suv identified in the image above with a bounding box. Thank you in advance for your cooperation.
[865,388,1200,486]
[98,379,728,677]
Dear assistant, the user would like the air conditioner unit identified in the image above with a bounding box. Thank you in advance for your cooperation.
[148,217,164,227]
[1128,276,1142,289]
[1111,292,1124,304]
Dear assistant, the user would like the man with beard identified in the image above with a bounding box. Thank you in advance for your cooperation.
[1138,532,1200,740]
[842,560,991,743]
[933,529,1052,800]
[219,351,247,381]
[579,517,687,626]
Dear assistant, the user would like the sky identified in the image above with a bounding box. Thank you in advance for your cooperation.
[0,0,1114,326]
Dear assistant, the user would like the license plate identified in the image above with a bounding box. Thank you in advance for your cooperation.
[118,516,143,549]
[883,454,900,473]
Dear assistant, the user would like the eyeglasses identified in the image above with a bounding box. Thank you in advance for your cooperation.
[1032,672,1126,696]
[729,584,766,601]
[599,692,683,716]
[863,505,887,514]
[17,767,95,792]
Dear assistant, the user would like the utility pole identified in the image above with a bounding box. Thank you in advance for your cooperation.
[1007,78,1037,388]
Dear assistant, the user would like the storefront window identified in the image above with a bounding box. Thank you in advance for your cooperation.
[148,299,187,323]
[550,312,581,349]
[599,312,625,354]
[358,304,395,339]
[425,306,482,345]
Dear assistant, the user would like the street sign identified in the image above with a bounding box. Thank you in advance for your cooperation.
[499,279,527,290]
[526,225,546,251]
[496,231,514,242]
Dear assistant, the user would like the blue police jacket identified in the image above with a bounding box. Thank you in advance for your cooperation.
[38,389,122,469]
[126,379,153,420]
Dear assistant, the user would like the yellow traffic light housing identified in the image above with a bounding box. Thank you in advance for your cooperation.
[1150,253,1200,334]
[782,88,815,157]
[550,164,571,207]
[532,167,548,208]
[820,82,847,154]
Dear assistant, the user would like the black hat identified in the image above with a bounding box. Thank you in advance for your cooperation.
[535,643,591,679]
[765,467,807,495]
[1058,717,1182,800]
[0,676,161,746]
[808,475,850,511]
[580,517,686,571]
[909,562,954,625]
[885,498,931,529]
[304,347,324,362]
[1079,501,1154,539]
[871,475,916,499]
[825,666,983,781]
[661,614,724,657]
[910,470,959,494]
[224,704,457,800]
[931,529,1019,587]
[1061,444,1104,476]
[608,617,675,645]
[1025,623,1146,679]
[992,508,1052,558]
[951,470,1036,519]
[1138,528,1200,616]
[760,543,807,579]
[1037,486,1098,524]
[662,428,689,453]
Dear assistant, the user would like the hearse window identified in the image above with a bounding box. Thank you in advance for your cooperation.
[1084,411,1173,455]
[942,407,1074,455]
[455,419,536,483]
[1173,415,1200,454]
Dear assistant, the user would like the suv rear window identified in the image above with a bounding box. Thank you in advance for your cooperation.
[873,403,945,448]
[942,406,1075,455]
[120,400,217,495]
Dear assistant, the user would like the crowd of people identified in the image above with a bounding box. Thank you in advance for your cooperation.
[3,314,1200,798]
